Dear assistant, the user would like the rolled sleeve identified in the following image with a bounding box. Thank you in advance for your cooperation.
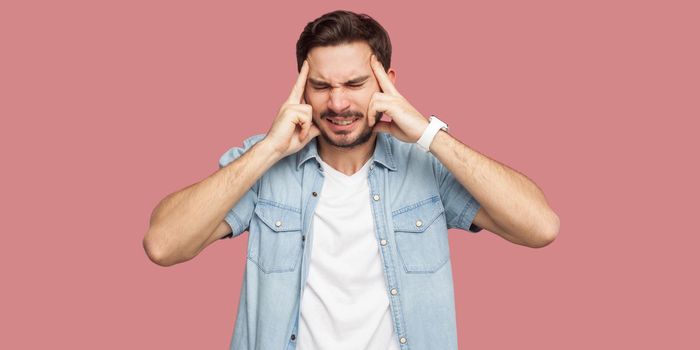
[217,134,266,238]
[432,155,483,233]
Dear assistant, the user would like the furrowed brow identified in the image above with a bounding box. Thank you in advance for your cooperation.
[308,78,328,86]
[345,75,370,84]
[309,75,370,86]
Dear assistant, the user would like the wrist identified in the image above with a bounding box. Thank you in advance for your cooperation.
[416,115,449,152]
[257,138,285,162]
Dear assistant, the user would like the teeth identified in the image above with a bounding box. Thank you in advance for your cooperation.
[329,118,356,125]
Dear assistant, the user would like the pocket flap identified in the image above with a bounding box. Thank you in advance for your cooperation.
[392,196,445,233]
[254,202,302,232]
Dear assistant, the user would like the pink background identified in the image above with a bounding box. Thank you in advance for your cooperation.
[2,0,698,348]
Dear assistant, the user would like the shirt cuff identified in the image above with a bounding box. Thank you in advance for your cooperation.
[457,196,482,233]
[221,211,246,239]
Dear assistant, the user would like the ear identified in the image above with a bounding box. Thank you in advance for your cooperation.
[387,68,397,85]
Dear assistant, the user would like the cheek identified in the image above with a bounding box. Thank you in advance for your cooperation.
[357,90,376,110]
[305,93,326,112]
[306,91,322,103]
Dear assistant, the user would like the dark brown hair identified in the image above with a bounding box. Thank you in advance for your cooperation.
[296,10,392,72]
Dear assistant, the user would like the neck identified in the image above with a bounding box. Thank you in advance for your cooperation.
[318,133,377,176]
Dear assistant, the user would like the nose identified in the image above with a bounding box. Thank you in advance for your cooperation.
[327,87,351,113]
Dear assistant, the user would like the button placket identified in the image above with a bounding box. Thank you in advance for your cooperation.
[368,169,409,349]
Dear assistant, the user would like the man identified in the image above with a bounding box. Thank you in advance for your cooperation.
[143,10,559,350]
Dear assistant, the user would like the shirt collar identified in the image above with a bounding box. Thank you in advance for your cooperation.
[296,133,397,171]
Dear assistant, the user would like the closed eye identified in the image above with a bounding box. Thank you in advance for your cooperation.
[312,83,364,90]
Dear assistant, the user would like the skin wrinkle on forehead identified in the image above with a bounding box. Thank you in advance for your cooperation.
[308,75,371,87]
[305,52,374,87]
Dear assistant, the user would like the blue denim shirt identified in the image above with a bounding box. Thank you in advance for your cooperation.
[218,132,482,350]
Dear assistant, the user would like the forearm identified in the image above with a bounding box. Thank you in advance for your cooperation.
[430,131,559,245]
[144,140,281,265]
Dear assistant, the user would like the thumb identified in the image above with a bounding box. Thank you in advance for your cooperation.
[303,124,321,143]
[298,111,316,142]
[298,120,310,142]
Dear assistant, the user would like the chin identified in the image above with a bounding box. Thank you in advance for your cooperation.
[321,128,373,148]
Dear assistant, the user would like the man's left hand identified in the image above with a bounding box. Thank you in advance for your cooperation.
[367,54,429,143]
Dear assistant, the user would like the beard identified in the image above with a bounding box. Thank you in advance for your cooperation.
[318,110,382,148]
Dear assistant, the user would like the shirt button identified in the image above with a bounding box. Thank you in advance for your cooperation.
[390,288,398,295]
[373,194,380,201]
[275,220,282,227]
[302,235,306,242]
[399,337,407,344]
[290,334,296,341]
[312,191,318,197]
[415,220,423,227]
[380,239,387,246]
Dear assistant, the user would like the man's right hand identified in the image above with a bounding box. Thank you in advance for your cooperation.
[263,60,320,158]
[144,61,321,266]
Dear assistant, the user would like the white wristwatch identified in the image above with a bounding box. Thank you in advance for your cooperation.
[416,115,449,152]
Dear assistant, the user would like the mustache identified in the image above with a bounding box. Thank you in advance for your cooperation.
[321,110,364,119]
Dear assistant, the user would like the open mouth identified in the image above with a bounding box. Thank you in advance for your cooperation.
[324,116,361,130]
[328,118,358,125]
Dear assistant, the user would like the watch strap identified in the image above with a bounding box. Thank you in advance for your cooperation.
[416,115,448,152]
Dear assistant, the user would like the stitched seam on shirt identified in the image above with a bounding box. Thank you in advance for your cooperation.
[256,199,301,213]
[391,195,440,216]
[228,211,246,237]
[457,195,479,230]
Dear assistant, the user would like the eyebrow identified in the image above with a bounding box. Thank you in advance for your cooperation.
[308,75,371,86]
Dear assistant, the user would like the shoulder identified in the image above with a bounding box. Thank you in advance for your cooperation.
[218,133,267,168]
[381,133,437,169]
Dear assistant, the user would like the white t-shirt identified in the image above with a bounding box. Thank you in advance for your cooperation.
[297,157,400,350]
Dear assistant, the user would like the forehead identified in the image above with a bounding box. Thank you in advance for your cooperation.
[307,41,372,82]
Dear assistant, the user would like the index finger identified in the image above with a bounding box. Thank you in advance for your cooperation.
[287,60,309,104]
[370,54,399,96]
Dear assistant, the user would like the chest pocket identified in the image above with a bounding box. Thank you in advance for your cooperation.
[392,196,450,273]
[248,202,303,273]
